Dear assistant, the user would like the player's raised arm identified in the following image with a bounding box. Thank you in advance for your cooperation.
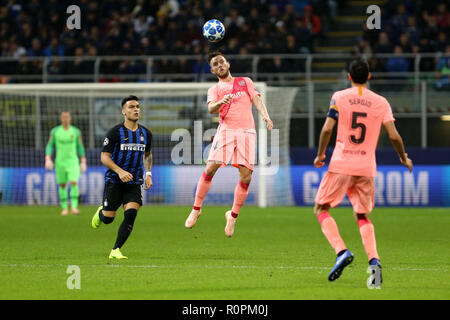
[45,131,55,170]
[314,117,336,168]
[383,120,413,172]
[101,152,133,182]
[252,94,273,131]
[144,150,153,190]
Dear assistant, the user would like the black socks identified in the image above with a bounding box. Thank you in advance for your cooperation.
[113,209,138,250]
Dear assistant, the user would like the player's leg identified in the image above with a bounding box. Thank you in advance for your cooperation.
[225,165,252,237]
[185,160,221,228]
[67,164,81,214]
[109,202,140,259]
[55,164,69,215]
[314,173,354,281]
[314,203,346,255]
[92,182,120,229]
[58,183,69,215]
[109,184,143,259]
[348,176,382,288]
[69,182,79,214]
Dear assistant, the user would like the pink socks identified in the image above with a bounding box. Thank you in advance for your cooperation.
[193,172,213,209]
[231,181,250,217]
[317,212,347,254]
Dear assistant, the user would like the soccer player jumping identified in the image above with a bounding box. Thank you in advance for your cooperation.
[45,111,87,215]
[185,51,273,237]
[313,58,413,286]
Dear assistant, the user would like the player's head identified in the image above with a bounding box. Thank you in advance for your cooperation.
[208,51,230,79]
[60,111,71,127]
[121,95,140,122]
[348,58,371,84]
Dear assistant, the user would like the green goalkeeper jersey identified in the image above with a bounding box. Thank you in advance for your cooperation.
[45,125,85,167]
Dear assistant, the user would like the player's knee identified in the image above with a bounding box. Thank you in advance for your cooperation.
[240,174,252,185]
[59,183,66,188]
[355,213,371,226]
[205,163,219,177]
[314,203,329,216]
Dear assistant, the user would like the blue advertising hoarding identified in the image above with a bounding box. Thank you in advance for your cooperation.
[0,165,449,207]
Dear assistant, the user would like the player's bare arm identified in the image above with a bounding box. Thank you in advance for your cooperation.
[252,94,273,131]
[144,150,153,190]
[383,120,413,172]
[207,94,233,114]
[101,152,133,182]
[314,117,336,168]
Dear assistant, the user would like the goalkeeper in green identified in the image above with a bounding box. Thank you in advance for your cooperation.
[45,111,87,215]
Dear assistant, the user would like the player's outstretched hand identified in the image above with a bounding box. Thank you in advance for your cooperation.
[145,176,153,190]
[400,153,413,173]
[118,169,134,183]
[264,118,273,131]
[45,158,54,170]
[313,154,326,168]
[80,162,87,173]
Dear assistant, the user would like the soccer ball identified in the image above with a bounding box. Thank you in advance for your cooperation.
[202,19,225,43]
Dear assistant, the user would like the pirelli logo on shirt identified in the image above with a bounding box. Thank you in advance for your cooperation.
[120,143,146,151]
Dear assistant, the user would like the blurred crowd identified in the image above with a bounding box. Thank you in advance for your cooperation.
[0,0,340,81]
[0,0,448,87]
[354,0,449,89]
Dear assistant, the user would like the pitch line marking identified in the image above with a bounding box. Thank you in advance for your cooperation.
[0,264,446,272]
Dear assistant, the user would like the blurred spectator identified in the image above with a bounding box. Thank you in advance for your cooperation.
[434,3,450,30]
[385,45,410,90]
[398,33,412,53]
[44,38,64,57]
[134,14,155,37]
[27,38,44,57]
[436,31,448,53]
[434,45,450,90]
[47,57,65,82]
[353,37,372,56]
[66,47,89,77]
[293,18,312,53]
[373,32,392,54]
[405,16,421,45]
[303,5,322,37]
[390,4,409,37]
[416,36,437,71]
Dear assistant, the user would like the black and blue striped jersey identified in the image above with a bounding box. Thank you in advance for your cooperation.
[102,123,152,184]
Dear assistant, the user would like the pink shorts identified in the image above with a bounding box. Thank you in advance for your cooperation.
[207,128,256,171]
[315,172,375,214]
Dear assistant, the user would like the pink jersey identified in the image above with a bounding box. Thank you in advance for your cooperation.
[207,77,260,130]
[328,86,395,177]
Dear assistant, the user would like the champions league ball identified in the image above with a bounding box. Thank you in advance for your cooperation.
[202,19,225,43]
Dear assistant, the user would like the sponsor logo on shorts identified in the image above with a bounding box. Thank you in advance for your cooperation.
[103,138,109,146]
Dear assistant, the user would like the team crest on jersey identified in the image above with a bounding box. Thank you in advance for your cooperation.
[140,135,144,142]
[239,80,245,86]
[104,138,109,146]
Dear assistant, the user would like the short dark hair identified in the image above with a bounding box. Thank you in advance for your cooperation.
[349,58,370,84]
[121,95,139,107]
[207,51,224,65]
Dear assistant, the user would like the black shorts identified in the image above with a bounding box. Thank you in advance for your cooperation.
[102,182,143,211]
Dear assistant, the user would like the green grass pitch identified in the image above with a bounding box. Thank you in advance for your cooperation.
[0,205,448,300]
